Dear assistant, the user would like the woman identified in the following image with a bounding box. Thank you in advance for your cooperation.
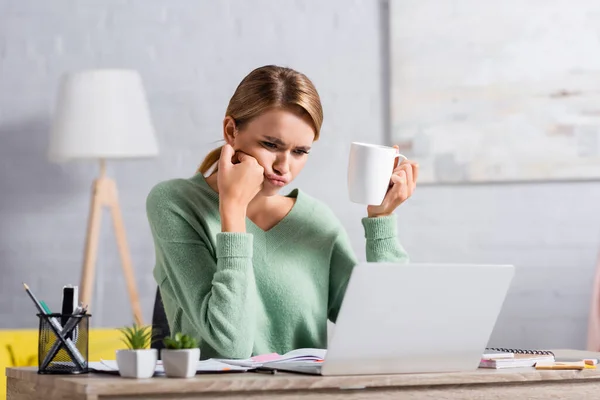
[146,65,419,360]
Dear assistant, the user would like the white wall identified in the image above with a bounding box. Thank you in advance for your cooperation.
[399,182,600,349]
[0,0,386,328]
[1,0,599,350]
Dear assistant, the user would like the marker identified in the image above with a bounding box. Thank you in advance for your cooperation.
[61,285,78,339]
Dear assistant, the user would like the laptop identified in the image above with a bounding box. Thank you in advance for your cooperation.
[261,262,514,375]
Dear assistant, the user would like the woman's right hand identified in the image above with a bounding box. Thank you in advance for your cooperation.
[217,144,264,231]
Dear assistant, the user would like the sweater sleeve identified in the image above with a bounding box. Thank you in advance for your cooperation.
[146,184,257,359]
[361,214,410,263]
[328,214,409,323]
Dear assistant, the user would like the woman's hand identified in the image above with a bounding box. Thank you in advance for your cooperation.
[218,144,264,231]
[367,146,419,218]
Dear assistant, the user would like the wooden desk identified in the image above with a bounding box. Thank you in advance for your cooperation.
[7,350,600,400]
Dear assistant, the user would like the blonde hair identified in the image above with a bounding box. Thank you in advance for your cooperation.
[197,65,323,175]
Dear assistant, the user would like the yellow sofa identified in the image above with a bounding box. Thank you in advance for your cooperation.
[1,329,124,400]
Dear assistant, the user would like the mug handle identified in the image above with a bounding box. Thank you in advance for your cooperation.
[392,153,408,171]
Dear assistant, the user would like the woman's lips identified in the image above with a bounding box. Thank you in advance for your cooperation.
[265,175,288,186]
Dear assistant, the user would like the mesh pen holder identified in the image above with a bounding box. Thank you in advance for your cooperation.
[37,313,90,374]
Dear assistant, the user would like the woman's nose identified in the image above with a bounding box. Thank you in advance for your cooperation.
[273,153,290,175]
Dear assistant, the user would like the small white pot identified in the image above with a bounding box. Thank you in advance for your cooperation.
[116,349,158,379]
[161,348,201,378]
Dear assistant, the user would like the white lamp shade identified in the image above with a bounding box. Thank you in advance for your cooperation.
[49,69,159,161]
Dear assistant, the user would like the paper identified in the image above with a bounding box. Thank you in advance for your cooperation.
[251,353,281,363]
[479,353,555,369]
[89,360,119,372]
[482,350,514,359]
[88,359,249,375]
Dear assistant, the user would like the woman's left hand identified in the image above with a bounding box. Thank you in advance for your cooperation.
[367,146,419,218]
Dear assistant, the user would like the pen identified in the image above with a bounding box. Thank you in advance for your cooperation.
[253,367,278,374]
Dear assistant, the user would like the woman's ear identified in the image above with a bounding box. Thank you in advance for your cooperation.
[223,116,236,145]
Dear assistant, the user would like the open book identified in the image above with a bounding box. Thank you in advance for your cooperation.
[217,348,326,369]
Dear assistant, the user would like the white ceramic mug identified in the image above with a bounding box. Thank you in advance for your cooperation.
[347,142,407,206]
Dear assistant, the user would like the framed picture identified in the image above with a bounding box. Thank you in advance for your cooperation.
[389,0,600,183]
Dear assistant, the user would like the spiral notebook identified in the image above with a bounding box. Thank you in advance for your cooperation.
[480,348,555,369]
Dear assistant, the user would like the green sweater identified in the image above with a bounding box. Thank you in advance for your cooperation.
[146,173,409,360]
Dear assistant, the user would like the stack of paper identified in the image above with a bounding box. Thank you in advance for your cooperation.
[479,353,555,369]
[482,349,514,359]
[89,359,249,376]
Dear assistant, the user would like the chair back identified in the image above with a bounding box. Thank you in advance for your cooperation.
[151,287,170,356]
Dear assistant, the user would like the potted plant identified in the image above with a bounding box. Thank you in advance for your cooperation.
[115,324,157,378]
[161,332,200,378]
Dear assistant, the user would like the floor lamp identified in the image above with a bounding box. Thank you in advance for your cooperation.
[48,69,159,326]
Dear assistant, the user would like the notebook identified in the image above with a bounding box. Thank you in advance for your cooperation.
[479,348,555,369]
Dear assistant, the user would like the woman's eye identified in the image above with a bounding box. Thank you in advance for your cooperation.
[263,142,277,149]
[294,149,309,155]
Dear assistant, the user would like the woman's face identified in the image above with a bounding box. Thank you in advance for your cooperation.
[224,108,315,196]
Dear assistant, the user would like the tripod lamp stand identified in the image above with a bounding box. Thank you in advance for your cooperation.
[48,69,159,326]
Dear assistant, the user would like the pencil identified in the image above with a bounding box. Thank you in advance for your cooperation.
[23,282,47,315]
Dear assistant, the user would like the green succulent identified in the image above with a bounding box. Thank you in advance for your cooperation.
[118,324,152,350]
[163,332,198,350]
